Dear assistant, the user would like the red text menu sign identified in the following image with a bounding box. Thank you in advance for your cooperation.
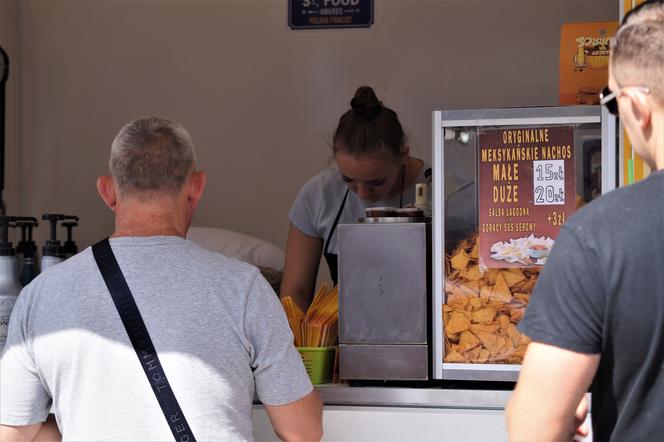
[478,126,576,268]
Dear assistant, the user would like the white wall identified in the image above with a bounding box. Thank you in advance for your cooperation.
[11,0,616,259]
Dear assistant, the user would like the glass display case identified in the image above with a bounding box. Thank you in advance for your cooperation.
[432,106,617,381]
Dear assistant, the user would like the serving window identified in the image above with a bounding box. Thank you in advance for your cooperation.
[432,106,616,381]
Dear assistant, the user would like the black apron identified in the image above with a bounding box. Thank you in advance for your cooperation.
[323,188,349,285]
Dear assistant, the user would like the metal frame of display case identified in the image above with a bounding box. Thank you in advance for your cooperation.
[432,106,616,381]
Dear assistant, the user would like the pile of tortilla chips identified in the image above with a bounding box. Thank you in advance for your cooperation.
[443,233,539,364]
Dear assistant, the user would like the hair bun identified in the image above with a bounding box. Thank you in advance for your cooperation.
[350,86,382,119]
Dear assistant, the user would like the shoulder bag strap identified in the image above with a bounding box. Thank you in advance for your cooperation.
[92,238,196,442]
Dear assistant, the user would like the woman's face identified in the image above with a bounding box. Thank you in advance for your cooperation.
[335,151,402,201]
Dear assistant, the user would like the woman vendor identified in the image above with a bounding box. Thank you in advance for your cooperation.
[281,86,431,310]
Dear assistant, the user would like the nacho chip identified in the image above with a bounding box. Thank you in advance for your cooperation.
[447,291,469,310]
[457,309,473,321]
[445,312,471,335]
[460,280,481,297]
[451,249,470,271]
[464,346,481,361]
[488,299,508,310]
[485,269,500,285]
[468,297,482,310]
[489,335,508,357]
[471,308,497,324]
[492,272,513,303]
[477,348,491,363]
[463,265,482,281]
[470,241,480,259]
[477,331,498,348]
[480,286,492,301]
[502,269,525,287]
[459,330,480,352]
[506,324,522,347]
[497,338,516,360]
[445,350,466,363]
[470,324,500,335]
[499,314,512,331]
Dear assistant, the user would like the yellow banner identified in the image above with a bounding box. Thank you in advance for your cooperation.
[622,0,649,184]
[559,22,617,105]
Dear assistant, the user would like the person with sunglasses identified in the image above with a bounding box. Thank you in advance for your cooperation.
[507,1,664,441]
[281,86,430,311]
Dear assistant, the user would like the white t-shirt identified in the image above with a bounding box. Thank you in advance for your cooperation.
[0,236,312,441]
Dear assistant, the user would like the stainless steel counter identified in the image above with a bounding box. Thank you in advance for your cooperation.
[314,384,512,410]
[253,385,514,441]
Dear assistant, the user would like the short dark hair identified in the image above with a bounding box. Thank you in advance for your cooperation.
[110,117,196,197]
[611,0,664,103]
[332,86,407,161]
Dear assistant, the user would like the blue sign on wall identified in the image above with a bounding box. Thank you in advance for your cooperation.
[289,0,373,29]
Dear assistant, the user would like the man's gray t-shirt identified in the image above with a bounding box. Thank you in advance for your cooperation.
[289,162,431,253]
[0,236,312,441]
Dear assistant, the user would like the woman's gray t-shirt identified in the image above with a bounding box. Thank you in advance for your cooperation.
[289,162,431,254]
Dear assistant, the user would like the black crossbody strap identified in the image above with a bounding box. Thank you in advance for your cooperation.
[92,238,196,442]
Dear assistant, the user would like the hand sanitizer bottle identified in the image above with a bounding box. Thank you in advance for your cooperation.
[0,216,21,351]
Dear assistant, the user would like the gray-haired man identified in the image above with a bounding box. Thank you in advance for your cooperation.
[507,2,664,441]
[0,117,322,441]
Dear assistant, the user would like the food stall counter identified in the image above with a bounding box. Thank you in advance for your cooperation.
[252,384,513,441]
[312,383,510,409]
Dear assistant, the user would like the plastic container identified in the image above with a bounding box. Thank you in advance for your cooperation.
[364,207,397,218]
[297,346,336,384]
[394,207,424,218]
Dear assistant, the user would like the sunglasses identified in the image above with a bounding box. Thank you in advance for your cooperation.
[599,86,619,115]
[599,85,651,116]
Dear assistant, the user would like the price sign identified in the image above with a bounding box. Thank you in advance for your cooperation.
[533,160,565,205]
[478,126,576,268]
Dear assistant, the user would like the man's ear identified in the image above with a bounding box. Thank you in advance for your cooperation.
[96,176,118,211]
[627,89,652,130]
[186,171,207,209]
